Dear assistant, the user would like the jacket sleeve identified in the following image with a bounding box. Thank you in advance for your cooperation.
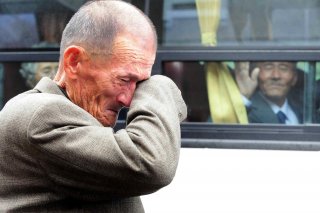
[27,75,187,200]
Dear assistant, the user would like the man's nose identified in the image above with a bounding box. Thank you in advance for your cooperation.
[271,68,281,78]
[117,84,136,107]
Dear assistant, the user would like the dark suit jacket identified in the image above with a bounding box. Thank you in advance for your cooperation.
[247,91,303,124]
[0,76,187,212]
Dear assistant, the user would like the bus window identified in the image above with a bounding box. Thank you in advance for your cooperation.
[19,62,59,89]
[163,60,320,124]
[164,61,210,122]
[156,0,320,48]
[0,0,82,49]
[1,61,58,105]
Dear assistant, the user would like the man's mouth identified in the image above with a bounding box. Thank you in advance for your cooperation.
[268,83,284,88]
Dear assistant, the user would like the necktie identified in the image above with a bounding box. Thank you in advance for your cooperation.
[276,111,287,124]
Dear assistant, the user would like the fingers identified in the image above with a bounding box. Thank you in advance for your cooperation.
[251,67,260,82]
[235,61,250,76]
[234,62,259,99]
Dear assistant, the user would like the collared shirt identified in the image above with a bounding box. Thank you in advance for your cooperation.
[266,98,299,125]
[242,94,299,125]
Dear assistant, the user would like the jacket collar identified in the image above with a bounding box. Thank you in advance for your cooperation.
[34,77,67,99]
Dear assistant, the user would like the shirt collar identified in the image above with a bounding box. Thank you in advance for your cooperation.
[269,99,289,115]
[259,92,289,114]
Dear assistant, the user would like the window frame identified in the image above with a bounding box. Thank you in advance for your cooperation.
[153,46,320,151]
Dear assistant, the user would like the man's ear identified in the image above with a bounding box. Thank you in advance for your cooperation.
[63,46,88,79]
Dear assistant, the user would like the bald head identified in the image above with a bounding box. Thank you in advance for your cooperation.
[60,0,157,58]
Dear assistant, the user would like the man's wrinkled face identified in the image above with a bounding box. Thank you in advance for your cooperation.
[258,62,297,105]
[68,35,156,127]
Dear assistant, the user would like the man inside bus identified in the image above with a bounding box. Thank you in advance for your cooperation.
[0,1,187,212]
[235,61,302,124]
[20,62,59,88]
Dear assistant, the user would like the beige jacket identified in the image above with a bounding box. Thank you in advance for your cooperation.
[0,75,187,212]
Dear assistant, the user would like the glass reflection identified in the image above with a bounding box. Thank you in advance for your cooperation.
[0,0,87,49]
[1,0,320,48]
[160,0,320,47]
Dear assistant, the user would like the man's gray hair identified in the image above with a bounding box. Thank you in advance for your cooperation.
[60,0,157,59]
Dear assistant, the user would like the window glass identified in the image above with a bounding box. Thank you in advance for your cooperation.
[2,0,319,48]
[0,61,59,105]
[0,0,143,50]
[163,60,320,124]
[0,0,88,49]
[158,0,320,47]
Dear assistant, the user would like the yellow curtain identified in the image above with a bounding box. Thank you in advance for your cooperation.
[196,0,220,46]
[196,0,248,124]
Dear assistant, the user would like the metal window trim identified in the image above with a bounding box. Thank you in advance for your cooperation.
[1,47,320,62]
[115,121,320,151]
